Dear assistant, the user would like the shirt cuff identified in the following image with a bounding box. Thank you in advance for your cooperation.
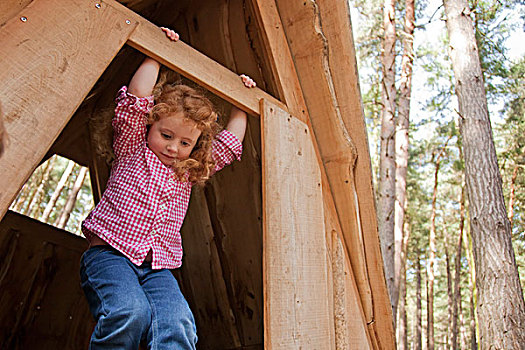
[216,129,243,161]
[115,86,154,114]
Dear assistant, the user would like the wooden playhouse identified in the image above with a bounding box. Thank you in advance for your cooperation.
[0,0,394,348]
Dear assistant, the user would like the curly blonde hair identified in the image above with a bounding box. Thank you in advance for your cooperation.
[150,84,221,185]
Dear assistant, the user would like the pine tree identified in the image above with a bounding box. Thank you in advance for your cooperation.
[444,0,525,346]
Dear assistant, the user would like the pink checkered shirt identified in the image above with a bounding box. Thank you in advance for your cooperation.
[82,86,242,269]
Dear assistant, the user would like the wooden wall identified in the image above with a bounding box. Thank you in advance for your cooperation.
[0,211,92,350]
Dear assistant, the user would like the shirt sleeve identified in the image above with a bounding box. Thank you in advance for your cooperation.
[112,86,154,160]
[212,129,243,172]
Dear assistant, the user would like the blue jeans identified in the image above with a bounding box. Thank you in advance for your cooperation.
[80,246,197,350]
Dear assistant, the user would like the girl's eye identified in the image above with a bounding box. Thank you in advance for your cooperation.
[181,141,191,147]
[162,133,172,139]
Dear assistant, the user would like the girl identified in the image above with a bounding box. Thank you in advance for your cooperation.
[80,27,256,349]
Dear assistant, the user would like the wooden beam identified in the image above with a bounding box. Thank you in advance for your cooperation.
[103,0,286,117]
[261,100,333,349]
[0,0,32,26]
[250,0,374,346]
[0,0,137,220]
[273,1,395,347]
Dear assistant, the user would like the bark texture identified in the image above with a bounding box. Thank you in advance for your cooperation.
[444,0,525,347]
[452,183,465,350]
[415,256,422,350]
[445,232,453,350]
[378,0,397,313]
[508,165,518,229]
[393,0,415,324]
[397,223,410,350]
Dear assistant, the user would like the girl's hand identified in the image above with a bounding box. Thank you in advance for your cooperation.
[240,74,256,88]
[161,27,180,41]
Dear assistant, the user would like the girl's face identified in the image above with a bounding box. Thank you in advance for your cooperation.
[147,112,202,166]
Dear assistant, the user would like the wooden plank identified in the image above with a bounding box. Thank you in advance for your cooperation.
[313,2,395,346]
[102,0,286,117]
[261,100,332,349]
[0,0,138,220]
[247,1,308,123]
[330,230,372,349]
[249,0,373,345]
[273,1,395,347]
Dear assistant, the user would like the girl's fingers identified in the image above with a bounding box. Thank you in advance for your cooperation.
[240,74,256,88]
[160,27,179,41]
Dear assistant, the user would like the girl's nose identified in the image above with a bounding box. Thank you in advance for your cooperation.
[167,143,177,154]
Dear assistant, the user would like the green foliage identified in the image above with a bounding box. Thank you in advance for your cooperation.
[470,0,524,102]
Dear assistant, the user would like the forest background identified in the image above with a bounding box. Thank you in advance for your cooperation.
[350,0,525,348]
[7,0,524,349]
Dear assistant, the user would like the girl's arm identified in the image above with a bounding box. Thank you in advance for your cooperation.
[128,28,179,97]
[128,58,161,98]
[225,75,256,142]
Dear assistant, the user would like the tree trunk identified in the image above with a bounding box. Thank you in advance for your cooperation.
[393,0,415,325]
[378,0,397,315]
[463,227,478,349]
[24,156,55,216]
[445,229,453,350]
[56,166,87,229]
[469,286,477,350]
[10,182,31,212]
[20,169,44,215]
[452,182,465,350]
[41,160,75,222]
[415,255,422,350]
[460,298,467,349]
[508,164,518,230]
[444,0,525,347]
[28,156,57,218]
[427,139,449,350]
[397,222,410,350]
[425,269,430,350]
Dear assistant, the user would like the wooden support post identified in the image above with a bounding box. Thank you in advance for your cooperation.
[0,0,137,220]
[261,99,333,349]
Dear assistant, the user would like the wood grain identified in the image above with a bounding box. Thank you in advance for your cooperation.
[261,100,332,349]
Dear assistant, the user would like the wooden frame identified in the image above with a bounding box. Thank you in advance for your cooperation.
[0,0,394,348]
